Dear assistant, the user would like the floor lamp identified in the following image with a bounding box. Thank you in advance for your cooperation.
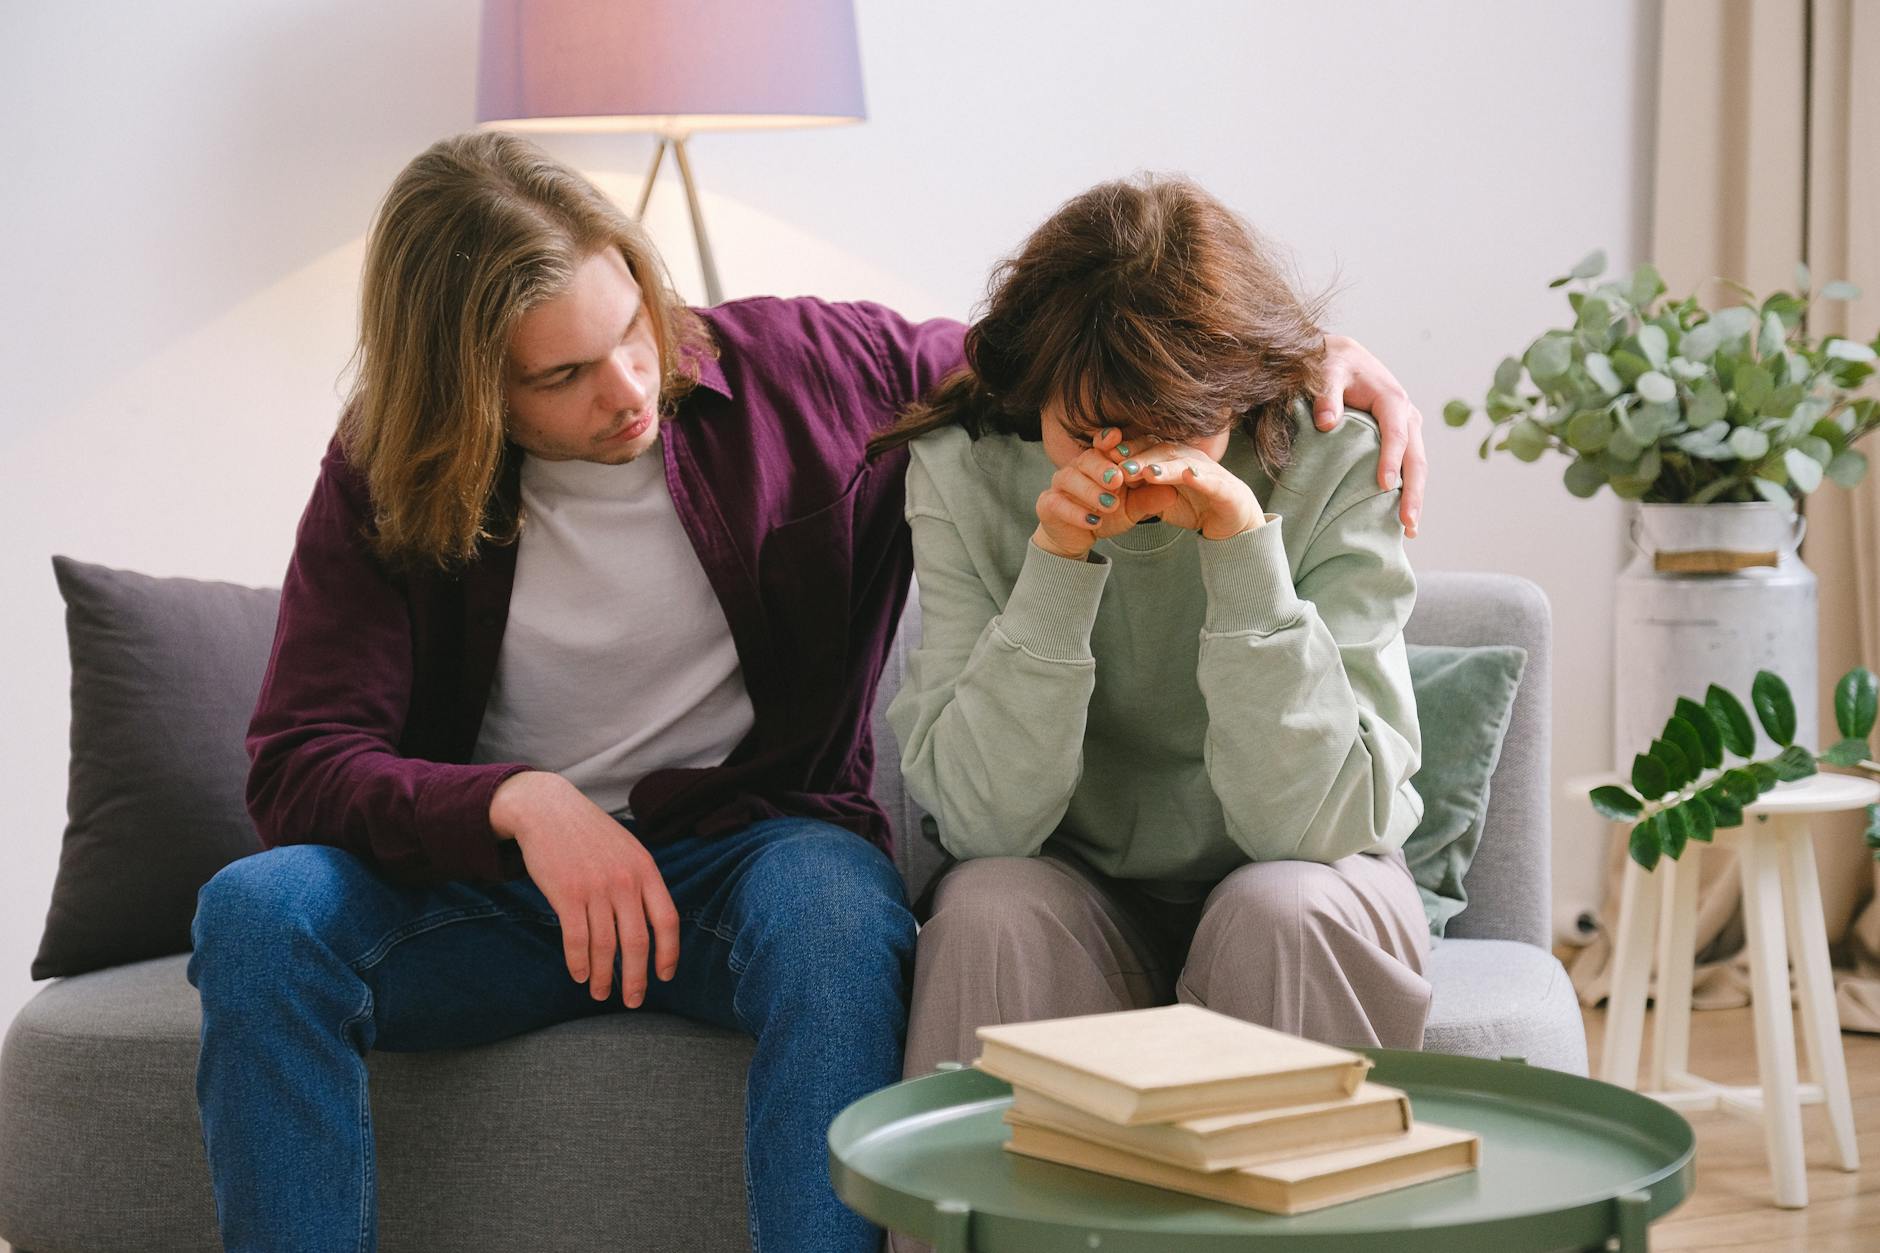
[475,0,867,307]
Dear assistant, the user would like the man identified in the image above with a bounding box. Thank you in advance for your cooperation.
[186,130,1429,1252]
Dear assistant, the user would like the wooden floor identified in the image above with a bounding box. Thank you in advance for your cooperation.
[1583,1003,1880,1251]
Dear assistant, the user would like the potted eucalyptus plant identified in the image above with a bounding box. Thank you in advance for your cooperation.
[1445,253,1877,503]
[1448,255,1880,771]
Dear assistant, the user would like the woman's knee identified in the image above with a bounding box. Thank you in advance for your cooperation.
[1180,862,1362,1009]
[1202,859,1353,942]
[923,857,1096,943]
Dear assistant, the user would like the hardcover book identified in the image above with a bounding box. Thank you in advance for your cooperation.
[1005,1081,1413,1172]
[974,1004,1371,1126]
[1003,1118,1481,1215]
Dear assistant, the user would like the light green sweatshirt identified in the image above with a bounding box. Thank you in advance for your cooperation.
[886,412,1423,893]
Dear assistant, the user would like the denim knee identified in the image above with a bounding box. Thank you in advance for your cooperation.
[737,825,916,982]
[188,845,369,994]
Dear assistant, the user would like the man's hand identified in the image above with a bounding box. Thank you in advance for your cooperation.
[490,771,680,1006]
[1312,334,1426,538]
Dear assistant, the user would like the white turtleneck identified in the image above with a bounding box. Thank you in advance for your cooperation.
[471,441,755,820]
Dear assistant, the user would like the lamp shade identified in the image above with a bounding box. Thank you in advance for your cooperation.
[477,0,866,134]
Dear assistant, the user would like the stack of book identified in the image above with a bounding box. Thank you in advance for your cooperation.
[975,1003,1479,1215]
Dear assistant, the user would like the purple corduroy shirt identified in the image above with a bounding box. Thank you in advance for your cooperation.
[245,297,965,884]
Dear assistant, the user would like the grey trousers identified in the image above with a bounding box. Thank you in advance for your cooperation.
[901,848,1433,1080]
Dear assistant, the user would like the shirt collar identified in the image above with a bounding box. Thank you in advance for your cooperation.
[683,340,733,400]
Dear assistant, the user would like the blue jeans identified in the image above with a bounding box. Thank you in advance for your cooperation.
[187,817,915,1252]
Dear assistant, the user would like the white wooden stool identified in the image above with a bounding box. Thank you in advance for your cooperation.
[1595,771,1877,1208]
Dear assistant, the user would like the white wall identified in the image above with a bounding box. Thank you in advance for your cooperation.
[0,0,1656,1031]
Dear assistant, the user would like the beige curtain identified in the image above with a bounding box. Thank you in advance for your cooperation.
[1569,0,1880,1031]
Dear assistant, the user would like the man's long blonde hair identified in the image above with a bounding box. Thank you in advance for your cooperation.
[340,130,711,570]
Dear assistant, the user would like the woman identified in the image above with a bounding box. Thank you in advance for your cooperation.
[871,176,1431,1079]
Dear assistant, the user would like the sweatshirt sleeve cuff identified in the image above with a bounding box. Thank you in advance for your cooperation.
[994,540,1112,660]
[1198,516,1304,634]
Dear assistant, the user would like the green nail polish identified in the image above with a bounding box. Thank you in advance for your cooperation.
[1116,444,1131,457]
[1149,465,1165,478]
[1103,468,1118,484]
[1123,460,1140,474]
[1099,492,1116,508]
[1085,513,1101,525]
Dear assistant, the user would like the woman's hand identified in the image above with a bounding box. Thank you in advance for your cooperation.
[1313,334,1425,538]
[1118,441,1265,539]
[1032,427,1135,560]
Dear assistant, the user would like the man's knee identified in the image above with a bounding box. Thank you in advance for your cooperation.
[740,824,915,966]
[191,845,372,976]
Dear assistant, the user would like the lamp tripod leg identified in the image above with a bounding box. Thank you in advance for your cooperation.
[671,134,724,306]
[635,138,668,220]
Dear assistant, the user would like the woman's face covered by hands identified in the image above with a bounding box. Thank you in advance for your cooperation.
[1030,400,1261,560]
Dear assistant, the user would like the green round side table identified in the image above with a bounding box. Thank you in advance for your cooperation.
[831,1050,1694,1252]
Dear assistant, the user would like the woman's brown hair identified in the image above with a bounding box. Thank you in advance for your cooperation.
[340,130,713,570]
[870,175,1327,476]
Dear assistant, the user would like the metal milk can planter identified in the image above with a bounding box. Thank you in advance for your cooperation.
[1614,503,1817,773]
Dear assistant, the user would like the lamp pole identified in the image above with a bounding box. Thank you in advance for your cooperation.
[634,135,724,307]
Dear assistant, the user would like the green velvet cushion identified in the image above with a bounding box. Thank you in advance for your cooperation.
[1404,643,1528,936]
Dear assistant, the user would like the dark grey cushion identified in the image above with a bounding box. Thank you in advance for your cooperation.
[33,558,277,980]
[1403,643,1528,937]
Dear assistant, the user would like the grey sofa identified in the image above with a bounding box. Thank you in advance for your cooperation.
[0,570,1585,1251]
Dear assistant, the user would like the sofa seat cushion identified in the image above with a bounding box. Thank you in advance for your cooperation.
[0,956,754,1252]
[4,946,1591,1249]
[1422,938,1589,1075]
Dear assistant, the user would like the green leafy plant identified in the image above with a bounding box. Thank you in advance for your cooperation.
[1447,255,1880,504]
[1593,666,1880,869]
